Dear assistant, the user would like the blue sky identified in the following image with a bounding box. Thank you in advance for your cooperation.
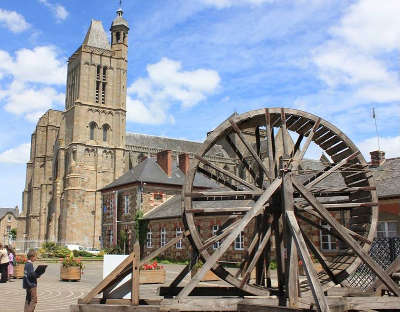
[0,0,399,208]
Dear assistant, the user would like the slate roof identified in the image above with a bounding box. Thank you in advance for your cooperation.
[0,207,18,220]
[143,195,255,220]
[101,157,218,191]
[125,133,228,158]
[83,20,111,50]
[374,157,400,198]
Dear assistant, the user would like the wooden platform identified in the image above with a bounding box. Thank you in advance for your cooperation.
[71,296,400,312]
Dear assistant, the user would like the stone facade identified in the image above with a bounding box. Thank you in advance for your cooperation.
[21,11,130,248]
[0,207,19,246]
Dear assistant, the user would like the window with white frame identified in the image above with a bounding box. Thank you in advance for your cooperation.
[234,231,244,250]
[320,221,336,250]
[212,225,221,249]
[146,228,152,248]
[176,227,183,249]
[124,195,129,214]
[161,228,167,247]
[377,221,398,238]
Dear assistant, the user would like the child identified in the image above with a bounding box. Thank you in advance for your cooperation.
[7,246,15,281]
[23,249,42,312]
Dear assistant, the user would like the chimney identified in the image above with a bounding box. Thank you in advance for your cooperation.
[370,150,385,167]
[179,153,190,175]
[157,150,172,176]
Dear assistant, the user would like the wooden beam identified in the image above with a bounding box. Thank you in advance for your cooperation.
[286,211,331,312]
[295,118,321,165]
[185,190,264,198]
[229,118,271,181]
[235,232,260,278]
[373,255,400,295]
[240,226,272,287]
[131,242,140,305]
[225,133,258,182]
[200,218,242,251]
[80,252,135,304]
[177,177,282,299]
[305,151,359,189]
[169,250,199,288]
[300,227,338,284]
[265,108,276,179]
[292,177,400,296]
[195,154,260,191]
[186,207,253,214]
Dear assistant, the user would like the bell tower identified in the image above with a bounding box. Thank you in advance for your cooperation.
[57,9,129,247]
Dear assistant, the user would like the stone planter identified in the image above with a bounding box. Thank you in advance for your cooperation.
[140,268,166,284]
[60,266,81,281]
[14,264,25,279]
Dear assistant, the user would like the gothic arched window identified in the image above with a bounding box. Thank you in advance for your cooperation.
[102,124,110,142]
[89,122,97,140]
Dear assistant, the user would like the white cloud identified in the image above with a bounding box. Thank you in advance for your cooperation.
[358,136,400,160]
[311,0,400,99]
[0,46,66,121]
[0,8,30,33]
[0,143,30,164]
[202,0,275,9]
[127,58,220,124]
[38,0,69,22]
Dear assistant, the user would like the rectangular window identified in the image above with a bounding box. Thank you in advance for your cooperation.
[95,81,100,103]
[146,229,152,248]
[320,221,336,250]
[109,230,113,246]
[234,231,244,250]
[377,221,398,238]
[6,226,11,234]
[212,225,220,249]
[176,227,183,249]
[102,82,106,104]
[124,195,129,214]
[161,227,167,247]
[110,197,113,217]
[154,193,162,200]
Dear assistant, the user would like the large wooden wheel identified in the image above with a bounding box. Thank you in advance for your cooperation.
[180,108,400,310]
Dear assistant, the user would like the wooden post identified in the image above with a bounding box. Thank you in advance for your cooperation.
[132,241,140,305]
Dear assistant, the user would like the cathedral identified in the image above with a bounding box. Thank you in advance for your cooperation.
[18,9,233,249]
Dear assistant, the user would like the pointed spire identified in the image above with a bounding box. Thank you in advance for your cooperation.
[83,20,111,50]
[111,0,129,30]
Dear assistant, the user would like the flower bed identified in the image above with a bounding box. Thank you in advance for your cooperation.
[140,261,165,284]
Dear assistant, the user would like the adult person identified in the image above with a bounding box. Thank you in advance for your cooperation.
[0,243,9,283]
[7,246,15,281]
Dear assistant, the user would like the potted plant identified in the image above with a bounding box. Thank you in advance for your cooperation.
[140,261,166,284]
[14,255,27,278]
[60,254,83,281]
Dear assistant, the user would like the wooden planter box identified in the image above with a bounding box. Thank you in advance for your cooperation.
[60,266,81,281]
[14,264,25,278]
[140,269,166,284]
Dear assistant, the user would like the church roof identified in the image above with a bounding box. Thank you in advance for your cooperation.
[83,19,111,50]
[101,157,218,191]
[0,207,18,220]
[126,133,228,158]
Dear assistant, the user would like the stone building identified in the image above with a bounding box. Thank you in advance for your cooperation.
[19,9,235,249]
[0,207,19,246]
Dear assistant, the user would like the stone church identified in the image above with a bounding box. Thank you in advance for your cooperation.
[18,9,233,249]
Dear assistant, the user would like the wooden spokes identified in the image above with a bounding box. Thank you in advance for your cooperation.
[181,108,385,310]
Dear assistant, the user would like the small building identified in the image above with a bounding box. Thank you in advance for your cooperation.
[100,150,218,253]
[0,207,19,246]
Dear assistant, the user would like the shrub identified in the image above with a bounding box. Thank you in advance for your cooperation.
[62,254,84,270]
